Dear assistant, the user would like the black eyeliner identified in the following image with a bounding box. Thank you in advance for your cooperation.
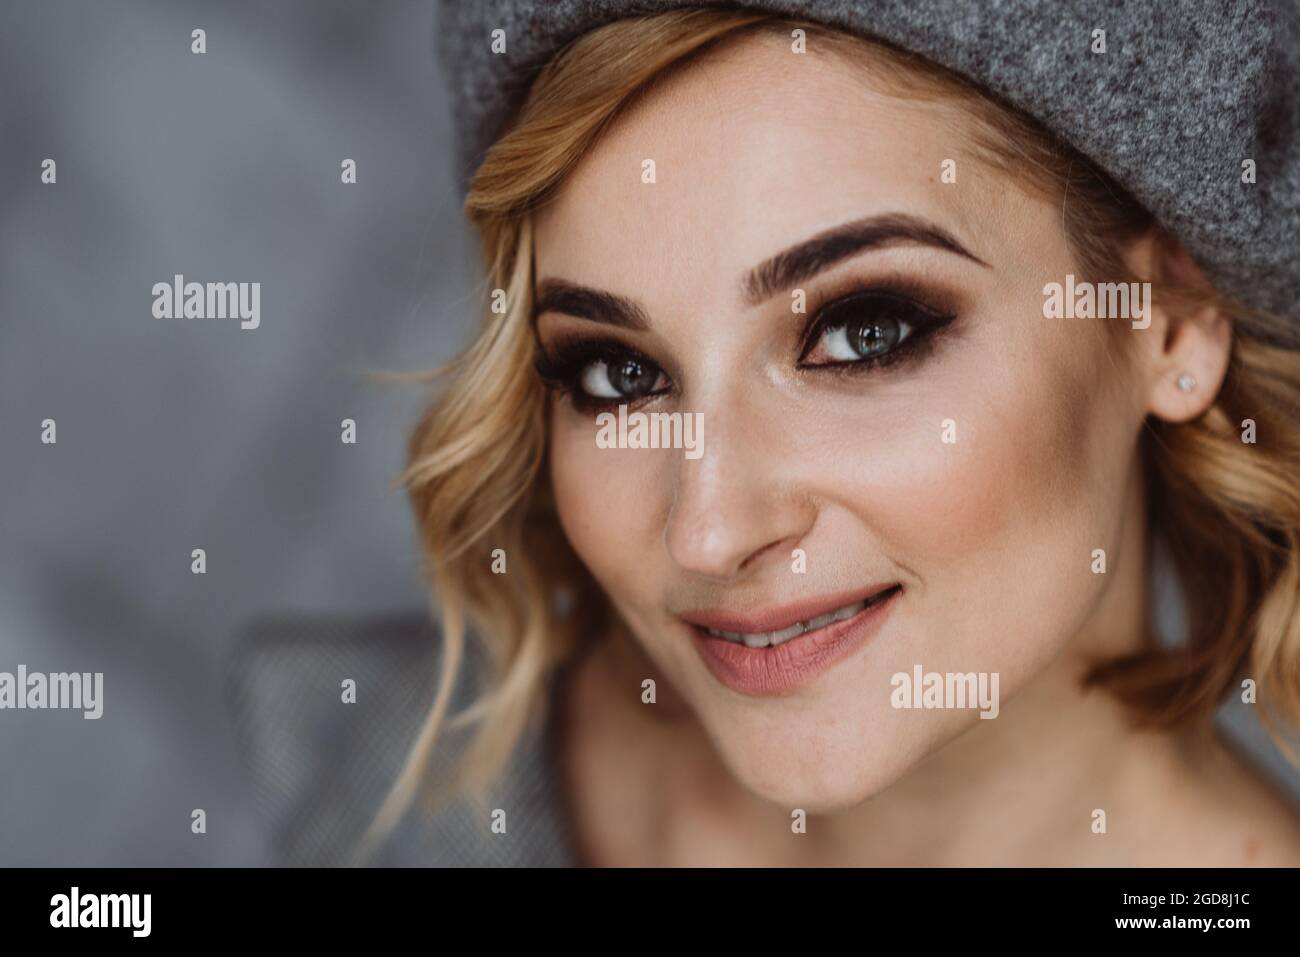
[533,338,670,413]
[534,338,637,388]
[534,283,960,411]
[796,286,958,368]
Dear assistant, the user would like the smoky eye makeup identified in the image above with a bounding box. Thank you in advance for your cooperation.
[533,336,672,414]
[795,284,960,374]
[533,278,963,413]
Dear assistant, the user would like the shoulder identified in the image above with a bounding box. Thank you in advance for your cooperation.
[1198,709,1300,866]
[224,609,575,866]
[1146,707,1300,866]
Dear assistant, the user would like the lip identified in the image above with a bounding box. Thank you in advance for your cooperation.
[680,583,898,635]
[683,584,901,697]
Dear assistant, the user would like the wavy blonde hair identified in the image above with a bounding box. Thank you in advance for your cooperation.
[362,8,1300,855]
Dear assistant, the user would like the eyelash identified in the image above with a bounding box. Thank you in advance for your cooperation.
[534,286,958,414]
[797,287,957,371]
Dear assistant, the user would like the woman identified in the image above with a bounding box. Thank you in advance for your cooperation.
[236,2,1300,866]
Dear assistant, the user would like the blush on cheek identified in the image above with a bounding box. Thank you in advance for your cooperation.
[880,324,1102,560]
[548,412,670,603]
[827,341,1109,686]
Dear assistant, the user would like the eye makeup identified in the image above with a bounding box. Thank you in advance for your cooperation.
[533,337,671,414]
[533,276,963,414]
[795,285,958,374]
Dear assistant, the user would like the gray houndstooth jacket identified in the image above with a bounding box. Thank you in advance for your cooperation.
[224,611,577,866]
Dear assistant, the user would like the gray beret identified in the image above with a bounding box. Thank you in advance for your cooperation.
[435,0,1300,330]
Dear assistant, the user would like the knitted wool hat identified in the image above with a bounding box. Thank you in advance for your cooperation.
[435,0,1300,331]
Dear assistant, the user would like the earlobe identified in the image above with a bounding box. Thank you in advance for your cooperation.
[1144,304,1232,424]
[1131,236,1234,425]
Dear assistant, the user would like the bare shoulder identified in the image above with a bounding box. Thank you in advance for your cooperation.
[1169,728,1300,866]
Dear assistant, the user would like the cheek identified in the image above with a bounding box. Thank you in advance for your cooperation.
[549,407,669,610]
[821,321,1132,689]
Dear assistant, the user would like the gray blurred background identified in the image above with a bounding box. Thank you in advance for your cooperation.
[0,0,1295,867]
[0,0,470,864]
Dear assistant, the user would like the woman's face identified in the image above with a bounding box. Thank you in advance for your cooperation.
[532,31,1150,810]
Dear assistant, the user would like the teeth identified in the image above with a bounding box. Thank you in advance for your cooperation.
[705,597,872,648]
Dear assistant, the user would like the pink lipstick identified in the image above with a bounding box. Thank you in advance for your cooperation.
[682,584,901,696]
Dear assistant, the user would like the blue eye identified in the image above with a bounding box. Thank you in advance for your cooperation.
[580,355,665,399]
[817,314,910,361]
[799,290,953,368]
[534,340,671,412]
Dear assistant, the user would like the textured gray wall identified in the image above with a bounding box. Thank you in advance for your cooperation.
[1,0,1295,867]
[0,0,470,864]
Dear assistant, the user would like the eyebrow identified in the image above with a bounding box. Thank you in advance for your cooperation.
[532,279,651,331]
[742,212,989,304]
[532,212,987,329]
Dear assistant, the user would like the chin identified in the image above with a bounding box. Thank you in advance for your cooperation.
[703,709,934,814]
[733,751,903,814]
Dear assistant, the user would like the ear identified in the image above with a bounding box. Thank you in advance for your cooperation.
[1126,233,1233,424]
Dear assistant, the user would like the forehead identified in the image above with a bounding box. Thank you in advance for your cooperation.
[532,29,1024,297]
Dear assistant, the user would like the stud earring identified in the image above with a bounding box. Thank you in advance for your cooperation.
[1176,373,1196,392]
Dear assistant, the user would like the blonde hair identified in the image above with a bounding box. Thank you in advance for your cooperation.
[362,8,1300,854]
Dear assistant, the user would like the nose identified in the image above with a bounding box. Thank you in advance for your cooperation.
[663,400,816,582]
